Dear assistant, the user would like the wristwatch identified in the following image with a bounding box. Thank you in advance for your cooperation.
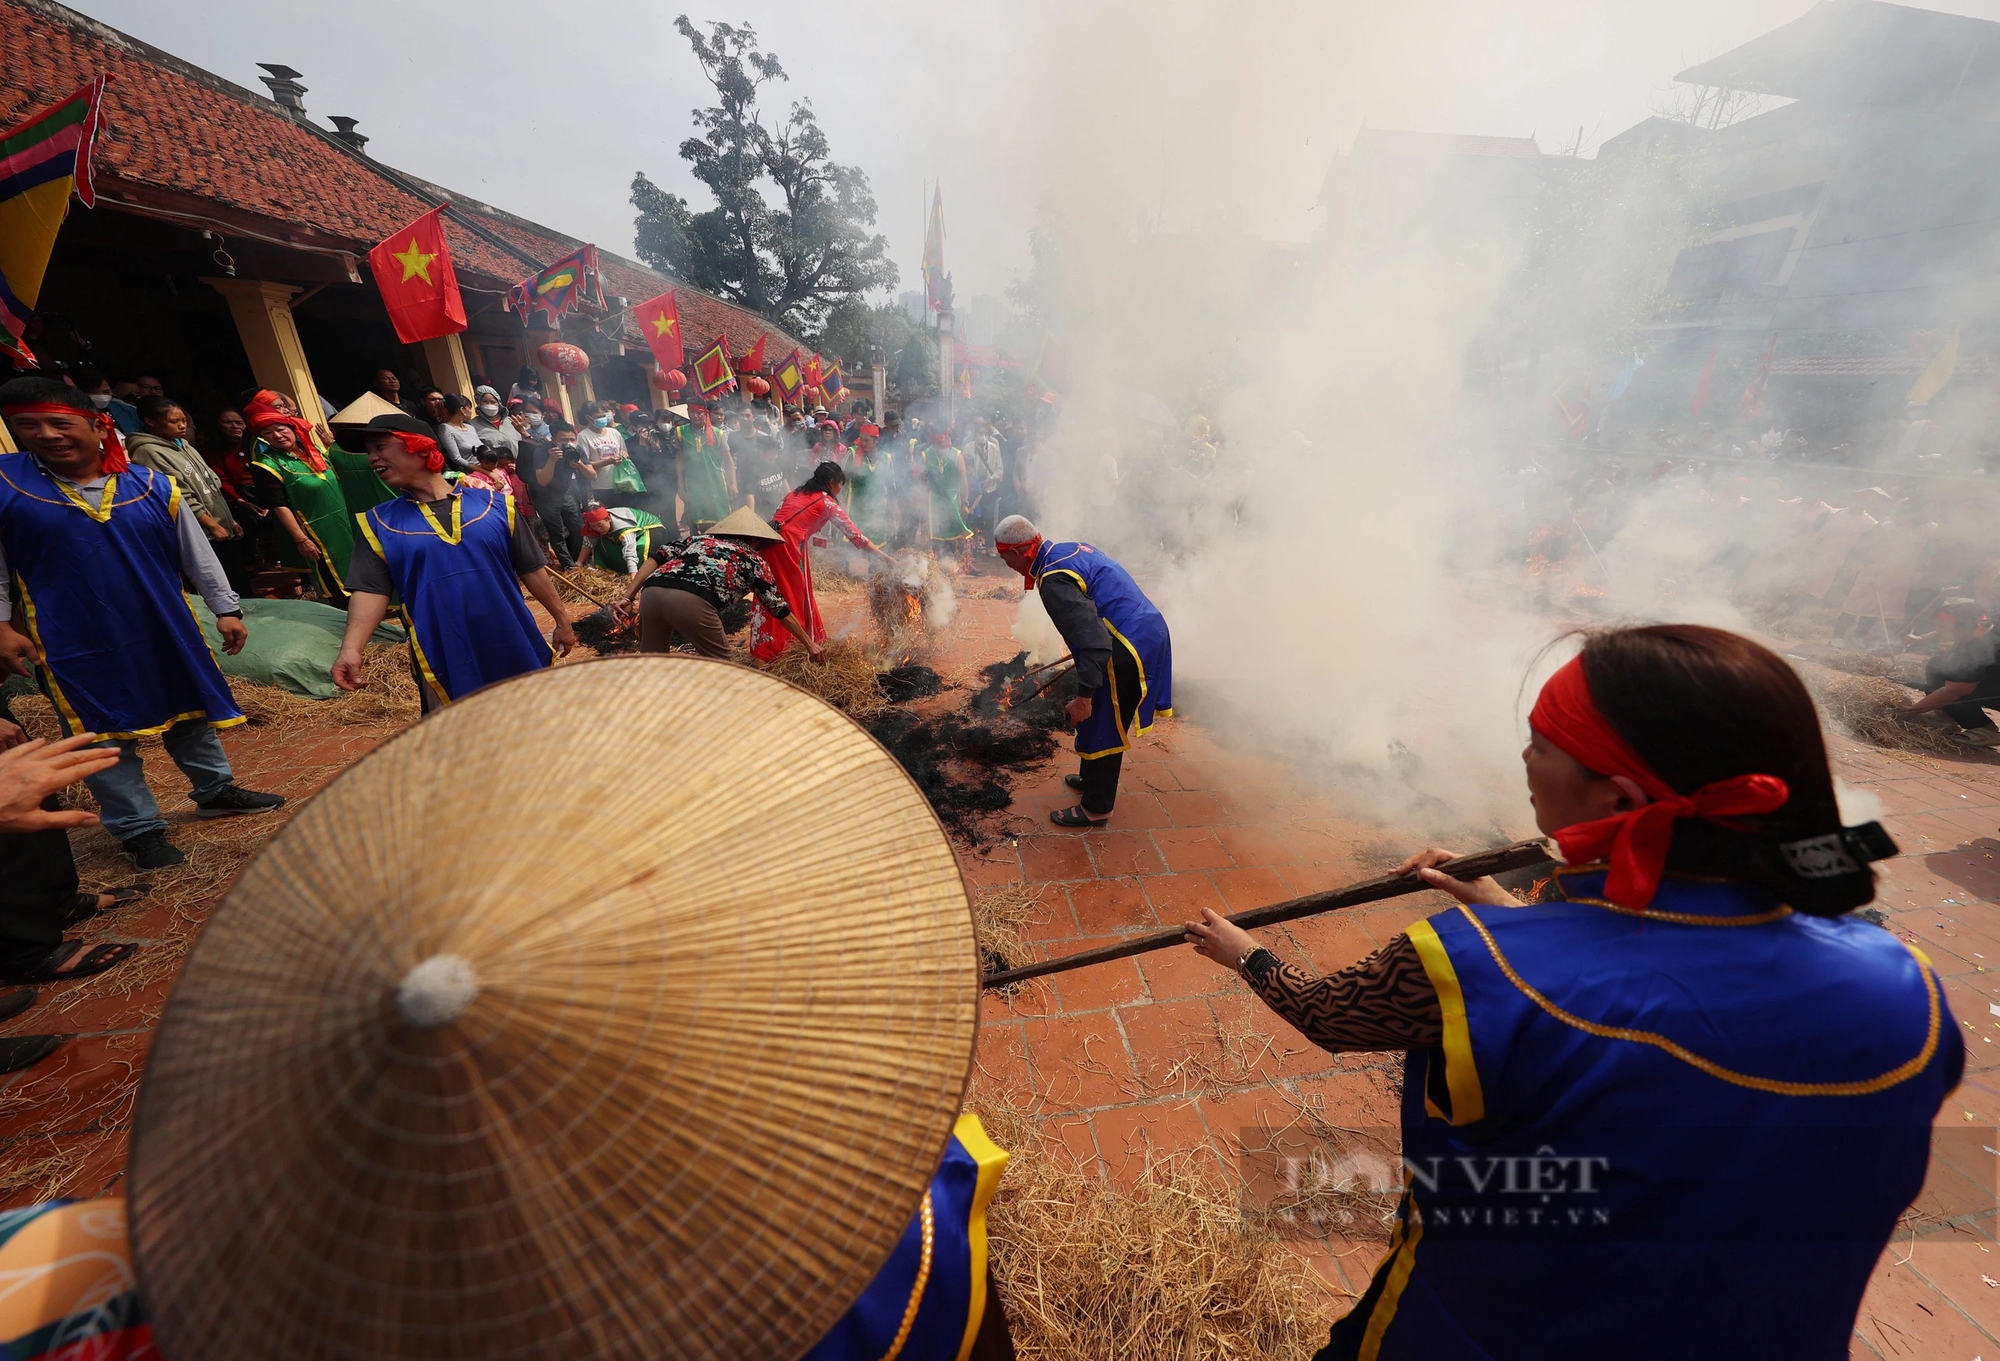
[1237,947,1278,985]
[215,610,244,621]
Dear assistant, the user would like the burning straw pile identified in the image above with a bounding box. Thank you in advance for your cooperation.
[976,1100,1349,1358]
[861,654,1068,841]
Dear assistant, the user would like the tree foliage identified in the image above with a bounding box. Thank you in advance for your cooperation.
[631,18,896,336]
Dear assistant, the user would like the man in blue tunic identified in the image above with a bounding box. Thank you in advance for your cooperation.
[331,412,576,710]
[0,378,284,872]
[994,515,1172,828]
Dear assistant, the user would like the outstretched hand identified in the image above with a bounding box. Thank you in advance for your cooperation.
[1394,847,1523,907]
[0,733,118,833]
[1183,907,1257,972]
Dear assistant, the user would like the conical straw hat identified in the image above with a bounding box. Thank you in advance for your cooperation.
[127,656,980,1361]
[327,389,406,428]
[707,504,783,541]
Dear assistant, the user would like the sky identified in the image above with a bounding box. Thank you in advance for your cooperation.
[65,0,2000,307]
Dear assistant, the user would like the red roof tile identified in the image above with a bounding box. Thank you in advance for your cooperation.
[0,0,801,355]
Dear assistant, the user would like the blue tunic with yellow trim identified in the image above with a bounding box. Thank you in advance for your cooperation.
[804,1113,1009,1361]
[356,488,551,706]
[1031,541,1172,759]
[0,456,240,739]
[1324,872,1961,1361]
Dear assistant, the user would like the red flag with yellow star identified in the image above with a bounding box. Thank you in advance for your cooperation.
[633,290,685,371]
[367,207,465,343]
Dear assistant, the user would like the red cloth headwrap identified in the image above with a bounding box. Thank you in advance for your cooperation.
[242,390,327,472]
[1529,654,1789,909]
[995,533,1044,591]
[396,432,445,474]
[2,403,127,472]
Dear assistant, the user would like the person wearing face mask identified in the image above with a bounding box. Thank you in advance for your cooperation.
[127,397,250,591]
[70,366,140,435]
[471,385,519,457]
[574,400,630,501]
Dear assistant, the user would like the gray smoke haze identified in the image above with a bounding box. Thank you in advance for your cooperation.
[996,0,2000,836]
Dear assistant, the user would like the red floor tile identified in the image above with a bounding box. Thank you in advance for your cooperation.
[1157,790,1231,827]
[1085,830,1166,878]
[1137,939,1236,1004]
[1067,878,1154,935]
[1142,871,1228,922]
[1021,1013,1137,1109]
[1017,835,1095,882]
[1118,997,1230,1096]
[1210,866,1293,912]
[1153,827,1237,872]
[1217,825,1301,867]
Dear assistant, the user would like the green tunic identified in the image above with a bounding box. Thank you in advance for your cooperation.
[680,426,732,527]
[926,445,972,541]
[252,439,355,602]
[847,451,898,544]
[329,447,397,516]
[590,508,666,573]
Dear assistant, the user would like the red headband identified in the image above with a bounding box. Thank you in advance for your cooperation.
[995,534,1044,591]
[243,391,326,473]
[3,403,129,473]
[1530,655,1788,909]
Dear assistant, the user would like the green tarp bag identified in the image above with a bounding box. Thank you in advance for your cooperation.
[188,597,405,699]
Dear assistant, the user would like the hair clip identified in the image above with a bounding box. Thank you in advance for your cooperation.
[1780,822,1899,880]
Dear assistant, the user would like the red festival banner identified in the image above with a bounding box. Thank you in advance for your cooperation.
[633,291,685,371]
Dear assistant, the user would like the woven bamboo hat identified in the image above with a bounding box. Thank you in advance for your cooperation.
[707,504,783,541]
[127,656,980,1361]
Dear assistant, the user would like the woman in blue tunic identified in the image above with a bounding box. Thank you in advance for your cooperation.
[1185,624,1957,1361]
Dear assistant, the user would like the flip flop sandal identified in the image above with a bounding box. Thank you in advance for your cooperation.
[1064,774,1085,792]
[58,886,148,930]
[1049,805,1109,829]
[0,1035,63,1074]
[0,989,36,1025]
[0,941,139,986]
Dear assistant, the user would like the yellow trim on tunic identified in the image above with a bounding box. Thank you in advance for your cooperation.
[1449,902,1941,1096]
[1358,1188,1425,1361]
[1406,918,1485,1125]
[14,581,243,739]
[415,493,465,545]
[1040,560,1163,751]
[0,461,152,514]
[952,1111,1010,1361]
[356,512,451,706]
[253,457,348,591]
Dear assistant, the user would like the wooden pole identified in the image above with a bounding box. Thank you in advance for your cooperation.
[981,839,1555,990]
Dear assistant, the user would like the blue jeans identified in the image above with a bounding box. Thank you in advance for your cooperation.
[83,720,235,842]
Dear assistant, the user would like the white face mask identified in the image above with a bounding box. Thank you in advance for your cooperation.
[89,393,112,410]
[478,403,500,419]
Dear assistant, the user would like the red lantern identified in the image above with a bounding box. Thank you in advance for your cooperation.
[537,341,590,376]
[656,368,687,394]
[743,375,771,397]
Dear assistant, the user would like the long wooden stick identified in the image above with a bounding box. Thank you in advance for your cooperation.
[981,839,1554,990]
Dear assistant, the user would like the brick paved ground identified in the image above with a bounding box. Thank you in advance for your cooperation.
[2,577,1998,1356]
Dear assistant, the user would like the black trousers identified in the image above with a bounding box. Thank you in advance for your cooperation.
[1076,640,1143,816]
[1926,657,2000,730]
[536,496,585,568]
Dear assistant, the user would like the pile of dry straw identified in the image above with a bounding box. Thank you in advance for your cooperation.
[1792,658,1962,756]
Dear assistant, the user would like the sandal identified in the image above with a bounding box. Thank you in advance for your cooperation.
[59,887,148,930]
[1049,805,1109,829]
[1064,774,1085,792]
[0,1035,63,1074]
[0,941,139,985]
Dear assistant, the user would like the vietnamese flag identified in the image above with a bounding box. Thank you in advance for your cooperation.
[634,290,684,370]
[741,332,767,373]
[804,353,823,389]
[693,336,736,397]
[368,207,465,343]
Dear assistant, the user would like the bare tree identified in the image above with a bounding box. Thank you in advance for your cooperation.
[1653,81,1765,132]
